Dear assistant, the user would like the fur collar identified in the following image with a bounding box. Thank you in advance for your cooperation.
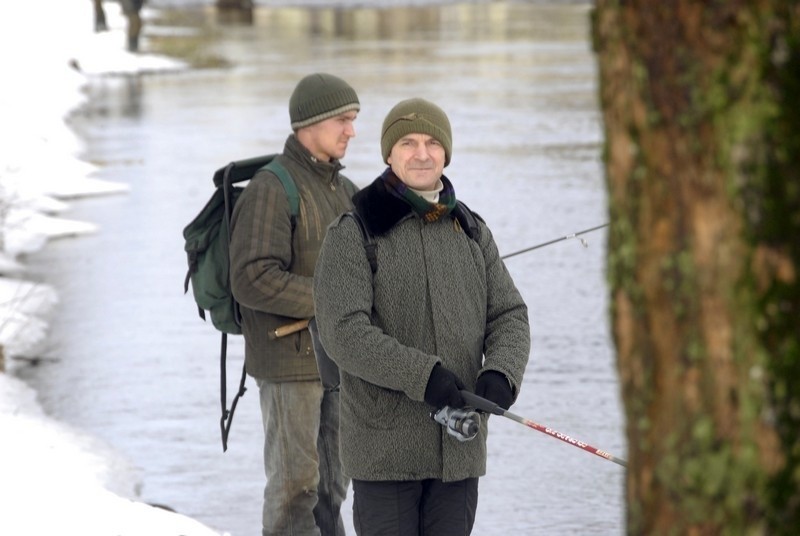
[352,177,414,237]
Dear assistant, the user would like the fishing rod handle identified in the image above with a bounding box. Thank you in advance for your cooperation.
[461,390,504,415]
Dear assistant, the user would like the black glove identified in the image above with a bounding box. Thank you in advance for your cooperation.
[424,364,466,409]
[475,370,513,410]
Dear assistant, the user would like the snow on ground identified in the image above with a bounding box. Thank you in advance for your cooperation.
[0,1,222,534]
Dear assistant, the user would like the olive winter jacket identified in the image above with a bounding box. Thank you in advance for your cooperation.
[230,134,358,381]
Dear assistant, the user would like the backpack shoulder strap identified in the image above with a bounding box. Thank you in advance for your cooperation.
[453,200,481,241]
[220,332,247,452]
[346,210,377,274]
[262,160,300,221]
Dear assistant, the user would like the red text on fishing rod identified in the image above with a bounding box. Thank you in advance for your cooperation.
[544,427,587,448]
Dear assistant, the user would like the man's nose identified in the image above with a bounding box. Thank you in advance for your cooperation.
[413,145,430,159]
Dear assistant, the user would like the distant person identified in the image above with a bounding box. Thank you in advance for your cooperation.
[92,0,108,32]
[91,0,144,52]
[121,0,144,52]
[229,73,360,536]
[313,98,531,535]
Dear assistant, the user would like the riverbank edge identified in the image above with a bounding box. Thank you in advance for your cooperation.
[0,2,226,534]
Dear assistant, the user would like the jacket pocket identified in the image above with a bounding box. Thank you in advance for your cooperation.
[346,378,403,431]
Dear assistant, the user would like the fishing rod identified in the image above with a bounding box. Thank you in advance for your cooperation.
[501,223,609,260]
[268,223,610,339]
[461,391,627,468]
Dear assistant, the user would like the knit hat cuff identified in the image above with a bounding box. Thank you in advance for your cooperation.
[291,90,360,129]
[382,115,452,166]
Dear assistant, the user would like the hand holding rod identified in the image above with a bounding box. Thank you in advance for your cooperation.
[461,391,627,468]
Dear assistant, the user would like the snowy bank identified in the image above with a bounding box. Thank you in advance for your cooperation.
[0,374,221,536]
[0,1,222,534]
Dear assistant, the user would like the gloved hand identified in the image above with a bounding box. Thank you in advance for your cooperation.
[424,364,466,409]
[475,370,513,410]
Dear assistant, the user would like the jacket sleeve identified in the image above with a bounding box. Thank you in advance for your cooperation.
[477,221,531,400]
[229,172,313,318]
[312,216,439,401]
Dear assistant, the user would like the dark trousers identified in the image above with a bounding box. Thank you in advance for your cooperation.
[352,478,479,536]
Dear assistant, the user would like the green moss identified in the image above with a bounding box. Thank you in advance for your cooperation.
[602,2,799,532]
[751,8,800,529]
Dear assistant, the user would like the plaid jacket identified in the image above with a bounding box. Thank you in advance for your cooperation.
[230,134,358,381]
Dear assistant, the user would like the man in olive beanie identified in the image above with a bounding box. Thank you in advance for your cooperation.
[290,72,360,130]
[314,97,530,535]
[380,97,452,166]
[230,72,360,536]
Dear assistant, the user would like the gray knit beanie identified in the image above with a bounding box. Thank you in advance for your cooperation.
[289,73,360,130]
[381,98,452,166]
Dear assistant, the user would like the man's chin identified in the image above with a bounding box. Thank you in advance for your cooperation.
[411,170,436,180]
[404,172,438,189]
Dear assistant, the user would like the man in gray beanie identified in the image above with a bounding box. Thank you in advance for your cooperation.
[313,97,531,535]
[230,72,360,536]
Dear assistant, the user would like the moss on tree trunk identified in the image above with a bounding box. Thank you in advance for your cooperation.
[593,1,800,533]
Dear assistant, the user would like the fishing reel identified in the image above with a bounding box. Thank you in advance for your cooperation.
[431,406,481,442]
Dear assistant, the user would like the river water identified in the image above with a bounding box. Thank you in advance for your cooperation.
[19,2,624,534]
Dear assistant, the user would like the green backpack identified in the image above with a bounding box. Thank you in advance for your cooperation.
[183,154,298,451]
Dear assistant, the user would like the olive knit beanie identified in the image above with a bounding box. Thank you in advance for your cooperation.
[289,73,360,130]
[381,98,452,166]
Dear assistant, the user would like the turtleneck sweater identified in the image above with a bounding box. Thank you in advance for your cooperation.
[409,179,444,204]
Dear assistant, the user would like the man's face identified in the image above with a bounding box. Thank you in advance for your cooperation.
[387,133,445,191]
[300,110,357,162]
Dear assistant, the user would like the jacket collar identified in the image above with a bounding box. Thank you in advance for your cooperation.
[352,177,414,237]
[283,134,344,182]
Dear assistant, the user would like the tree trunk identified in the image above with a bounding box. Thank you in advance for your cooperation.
[593,1,800,533]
